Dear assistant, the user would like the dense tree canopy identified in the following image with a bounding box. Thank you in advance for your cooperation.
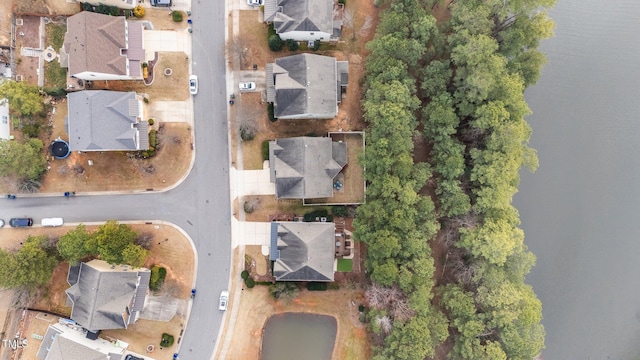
[0,80,44,117]
[0,138,47,181]
[357,0,555,358]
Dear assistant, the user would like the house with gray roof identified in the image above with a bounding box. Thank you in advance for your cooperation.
[36,321,128,360]
[66,90,149,152]
[266,54,348,120]
[65,260,151,332]
[61,12,145,80]
[270,222,335,281]
[264,0,341,42]
[269,136,347,199]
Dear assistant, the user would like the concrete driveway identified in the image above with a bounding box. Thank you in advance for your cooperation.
[147,101,193,125]
[144,30,192,60]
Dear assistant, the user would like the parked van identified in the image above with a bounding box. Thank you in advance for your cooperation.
[41,218,64,227]
[9,218,33,227]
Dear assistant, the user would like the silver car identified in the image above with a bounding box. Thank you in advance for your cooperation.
[238,82,256,91]
[189,75,198,95]
[219,290,229,311]
[247,0,263,6]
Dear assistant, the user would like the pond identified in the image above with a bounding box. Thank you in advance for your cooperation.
[261,313,337,360]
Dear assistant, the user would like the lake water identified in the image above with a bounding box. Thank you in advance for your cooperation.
[516,0,640,359]
[260,313,337,360]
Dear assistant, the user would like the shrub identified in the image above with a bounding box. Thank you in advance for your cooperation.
[327,282,340,290]
[241,270,250,280]
[160,333,174,347]
[313,40,322,51]
[267,103,276,122]
[268,35,283,51]
[269,282,299,299]
[21,123,40,138]
[358,304,365,312]
[133,5,145,18]
[43,87,66,97]
[148,118,155,126]
[149,266,167,291]
[285,39,299,51]
[172,11,183,22]
[307,282,327,291]
[262,140,270,161]
[331,206,348,217]
[303,209,332,222]
[149,129,158,150]
[244,277,255,288]
[338,0,345,4]
[267,23,276,38]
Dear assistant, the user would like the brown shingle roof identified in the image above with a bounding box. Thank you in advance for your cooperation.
[64,12,129,77]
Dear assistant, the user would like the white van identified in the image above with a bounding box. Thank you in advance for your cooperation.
[41,218,64,227]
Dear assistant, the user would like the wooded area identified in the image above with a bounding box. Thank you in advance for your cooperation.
[355,0,555,358]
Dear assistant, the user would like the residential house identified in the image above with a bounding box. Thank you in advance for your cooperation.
[65,259,151,332]
[266,54,348,119]
[61,12,145,81]
[269,136,347,199]
[264,0,341,42]
[66,90,149,152]
[269,222,336,282]
[36,321,129,360]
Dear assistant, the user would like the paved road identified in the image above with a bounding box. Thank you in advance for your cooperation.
[0,0,231,359]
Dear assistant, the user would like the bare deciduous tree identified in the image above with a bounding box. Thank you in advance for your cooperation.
[243,197,261,214]
[226,35,251,69]
[135,231,155,250]
[375,315,393,335]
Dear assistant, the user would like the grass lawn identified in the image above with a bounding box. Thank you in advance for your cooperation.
[44,22,67,90]
[337,259,353,272]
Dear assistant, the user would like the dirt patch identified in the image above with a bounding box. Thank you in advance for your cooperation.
[145,8,189,31]
[241,196,307,222]
[245,245,268,276]
[15,0,80,15]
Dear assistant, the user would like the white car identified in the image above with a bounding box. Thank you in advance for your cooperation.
[189,75,198,95]
[247,0,263,6]
[219,290,229,311]
[238,82,256,91]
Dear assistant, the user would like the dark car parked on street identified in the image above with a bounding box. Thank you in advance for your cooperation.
[9,218,33,227]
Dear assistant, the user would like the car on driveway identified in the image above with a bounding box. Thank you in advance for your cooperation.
[0,219,4,228]
[189,75,198,95]
[9,218,33,227]
[150,0,172,6]
[219,290,229,311]
[125,355,144,360]
[247,0,264,6]
[238,82,256,91]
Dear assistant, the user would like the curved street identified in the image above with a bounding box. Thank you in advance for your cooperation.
[0,0,231,359]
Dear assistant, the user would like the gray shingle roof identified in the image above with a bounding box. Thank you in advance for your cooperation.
[271,222,335,282]
[269,136,347,199]
[67,90,148,151]
[264,0,334,36]
[37,323,125,360]
[65,260,150,332]
[268,54,347,119]
[64,12,143,78]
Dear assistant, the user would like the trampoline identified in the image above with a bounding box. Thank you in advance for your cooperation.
[50,139,70,159]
